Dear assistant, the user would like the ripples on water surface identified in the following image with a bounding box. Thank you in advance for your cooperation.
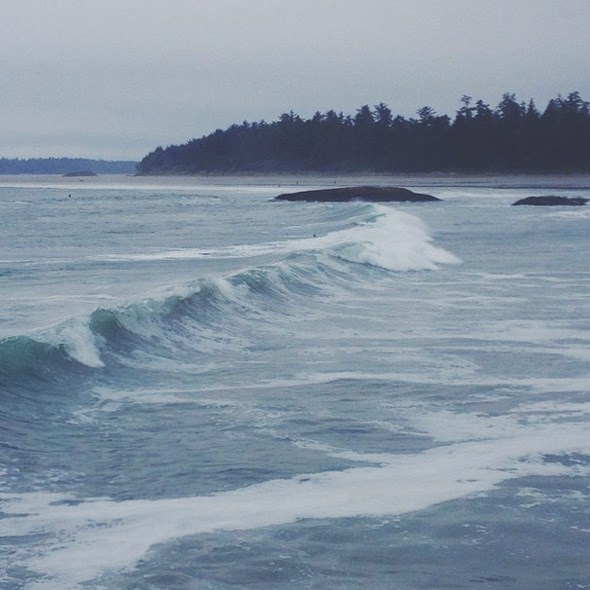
[0,174,589,589]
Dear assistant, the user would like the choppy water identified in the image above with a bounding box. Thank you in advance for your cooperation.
[1,174,589,589]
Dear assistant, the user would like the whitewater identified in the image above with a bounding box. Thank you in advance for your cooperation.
[1,174,589,589]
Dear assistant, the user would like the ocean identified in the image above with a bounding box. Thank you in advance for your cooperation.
[1,174,589,589]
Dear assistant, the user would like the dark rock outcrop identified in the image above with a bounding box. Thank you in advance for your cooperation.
[512,196,588,206]
[275,186,440,203]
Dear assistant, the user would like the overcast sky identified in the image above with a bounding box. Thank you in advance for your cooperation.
[2,0,590,161]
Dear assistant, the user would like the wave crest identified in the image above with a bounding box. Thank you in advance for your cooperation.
[0,206,458,378]
[320,205,460,271]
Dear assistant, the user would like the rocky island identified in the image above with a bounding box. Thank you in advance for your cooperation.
[275,186,440,203]
[512,196,589,206]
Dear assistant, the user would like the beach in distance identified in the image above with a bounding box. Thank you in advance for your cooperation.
[1,172,589,589]
[4,170,590,190]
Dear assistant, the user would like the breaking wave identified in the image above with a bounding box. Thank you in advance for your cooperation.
[0,205,459,385]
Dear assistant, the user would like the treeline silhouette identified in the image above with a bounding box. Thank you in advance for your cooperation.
[137,92,590,174]
[0,158,137,175]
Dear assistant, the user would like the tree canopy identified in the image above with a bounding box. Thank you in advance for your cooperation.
[137,92,590,174]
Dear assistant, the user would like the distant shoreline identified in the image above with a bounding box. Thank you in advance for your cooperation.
[0,157,137,175]
[3,171,590,192]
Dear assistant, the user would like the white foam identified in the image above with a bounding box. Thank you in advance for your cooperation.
[310,206,460,271]
[90,242,294,262]
[2,415,590,589]
[468,318,589,345]
[549,208,590,220]
[92,248,218,262]
[43,319,104,368]
[92,206,459,272]
[99,368,589,400]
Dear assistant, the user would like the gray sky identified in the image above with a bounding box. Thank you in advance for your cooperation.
[2,0,590,161]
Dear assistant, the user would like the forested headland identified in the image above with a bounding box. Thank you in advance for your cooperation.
[0,158,137,175]
[137,92,590,175]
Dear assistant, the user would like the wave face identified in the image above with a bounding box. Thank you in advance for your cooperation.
[0,204,459,379]
[1,177,590,589]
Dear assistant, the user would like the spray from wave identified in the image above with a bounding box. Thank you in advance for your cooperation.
[92,205,459,272]
[316,205,460,270]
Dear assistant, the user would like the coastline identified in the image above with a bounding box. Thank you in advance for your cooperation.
[3,171,590,191]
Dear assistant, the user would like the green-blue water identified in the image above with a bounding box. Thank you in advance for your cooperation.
[1,174,589,589]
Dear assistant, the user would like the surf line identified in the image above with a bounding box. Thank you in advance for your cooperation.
[2,420,588,587]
